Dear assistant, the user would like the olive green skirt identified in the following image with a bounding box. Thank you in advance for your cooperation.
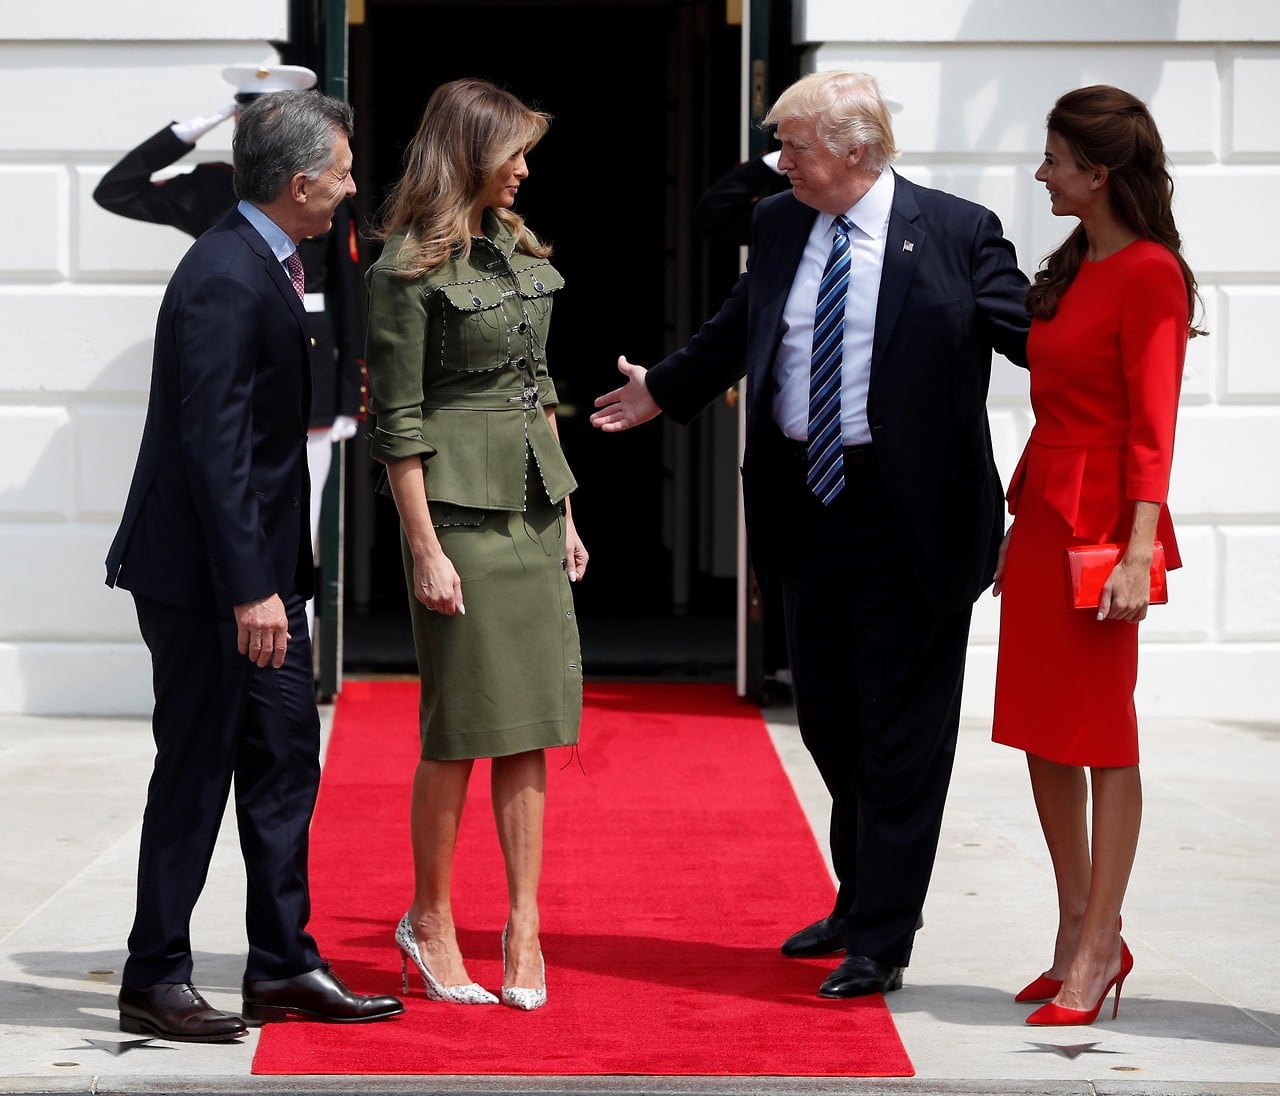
[400,490,583,761]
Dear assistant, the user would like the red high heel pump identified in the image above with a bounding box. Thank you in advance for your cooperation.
[1025,940,1133,1026]
[1015,915,1121,1003]
[1014,973,1063,1003]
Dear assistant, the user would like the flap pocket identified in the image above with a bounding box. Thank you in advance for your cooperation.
[431,502,488,529]
[439,280,507,313]
[514,263,565,299]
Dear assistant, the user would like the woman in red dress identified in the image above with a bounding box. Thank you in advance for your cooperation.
[992,86,1205,1026]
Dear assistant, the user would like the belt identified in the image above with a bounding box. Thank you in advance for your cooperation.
[422,386,541,411]
[780,436,875,469]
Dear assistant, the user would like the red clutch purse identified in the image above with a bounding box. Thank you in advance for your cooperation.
[1065,541,1168,610]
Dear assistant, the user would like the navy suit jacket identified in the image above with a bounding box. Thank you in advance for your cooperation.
[647,172,1031,611]
[93,125,365,429]
[106,208,314,616]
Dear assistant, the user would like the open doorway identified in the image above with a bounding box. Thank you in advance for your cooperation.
[338,0,749,678]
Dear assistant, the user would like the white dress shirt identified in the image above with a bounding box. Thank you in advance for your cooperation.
[771,169,895,446]
[237,199,297,266]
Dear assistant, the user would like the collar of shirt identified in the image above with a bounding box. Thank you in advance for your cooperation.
[771,169,896,446]
[237,199,296,264]
[822,166,895,243]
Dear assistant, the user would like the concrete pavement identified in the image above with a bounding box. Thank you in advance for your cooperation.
[1,692,1278,1095]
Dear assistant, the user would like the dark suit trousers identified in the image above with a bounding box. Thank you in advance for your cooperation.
[122,593,323,987]
[765,429,971,968]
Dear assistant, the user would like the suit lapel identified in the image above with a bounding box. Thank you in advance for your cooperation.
[872,172,924,371]
[225,210,312,419]
[228,210,310,334]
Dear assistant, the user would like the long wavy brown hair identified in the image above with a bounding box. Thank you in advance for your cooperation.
[1027,85,1206,337]
[373,77,552,277]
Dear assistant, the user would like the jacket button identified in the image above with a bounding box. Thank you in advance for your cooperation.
[310,337,318,347]
[291,497,300,509]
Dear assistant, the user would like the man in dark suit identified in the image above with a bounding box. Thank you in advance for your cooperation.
[105,89,402,1041]
[592,71,1030,998]
[93,64,367,639]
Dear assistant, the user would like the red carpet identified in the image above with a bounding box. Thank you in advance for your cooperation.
[252,679,913,1076]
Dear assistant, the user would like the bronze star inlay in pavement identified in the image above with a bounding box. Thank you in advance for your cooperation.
[77,1037,166,1056]
[1021,1040,1121,1060]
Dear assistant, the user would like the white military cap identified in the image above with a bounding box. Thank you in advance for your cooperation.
[223,64,318,103]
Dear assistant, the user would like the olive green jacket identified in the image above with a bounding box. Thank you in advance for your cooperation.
[364,212,577,510]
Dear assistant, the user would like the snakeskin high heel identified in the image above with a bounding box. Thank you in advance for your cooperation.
[500,922,547,1011]
[394,913,497,1005]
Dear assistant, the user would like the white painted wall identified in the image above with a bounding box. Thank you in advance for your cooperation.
[0,0,1275,719]
[797,0,1280,720]
[0,2,290,714]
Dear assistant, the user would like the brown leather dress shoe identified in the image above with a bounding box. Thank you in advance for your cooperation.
[241,962,405,1024]
[818,954,905,999]
[118,983,248,1043]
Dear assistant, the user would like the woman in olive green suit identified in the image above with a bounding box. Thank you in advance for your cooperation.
[364,78,588,1011]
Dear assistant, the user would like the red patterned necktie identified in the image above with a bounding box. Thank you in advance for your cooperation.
[284,251,306,302]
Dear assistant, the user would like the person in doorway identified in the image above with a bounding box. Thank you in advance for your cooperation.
[591,70,1030,998]
[363,77,588,1011]
[691,148,792,245]
[691,97,900,246]
[993,85,1199,1026]
[93,63,365,641]
[105,90,403,1041]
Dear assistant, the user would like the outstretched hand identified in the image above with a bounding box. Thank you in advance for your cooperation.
[589,356,661,433]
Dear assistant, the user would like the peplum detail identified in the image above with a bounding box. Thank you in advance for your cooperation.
[1004,240,1186,569]
[1007,440,1181,568]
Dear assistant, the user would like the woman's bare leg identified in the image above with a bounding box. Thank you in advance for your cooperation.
[492,749,546,990]
[1027,753,1092,979]
[1053,764,1140,1009]
[407,756,477,985]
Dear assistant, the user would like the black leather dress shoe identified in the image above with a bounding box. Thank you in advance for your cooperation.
[818,954,904,999]
[781,914,847,958]
[118,982,247,1043]
[241,962,404,1024]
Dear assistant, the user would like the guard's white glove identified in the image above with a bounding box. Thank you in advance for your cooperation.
[329,415,359,443]
[170,103,237,145]
[762,149,784,173]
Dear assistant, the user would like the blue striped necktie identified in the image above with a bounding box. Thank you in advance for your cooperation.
[807,214,853,504]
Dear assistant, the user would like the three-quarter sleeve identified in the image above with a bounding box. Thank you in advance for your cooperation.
[1120,251,1188,503]
[364,264,435,464]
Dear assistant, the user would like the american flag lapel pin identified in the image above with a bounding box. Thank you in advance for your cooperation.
[903,240,915,252]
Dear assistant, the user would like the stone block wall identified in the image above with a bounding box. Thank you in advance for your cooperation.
[799,0,1280,718]
[1,0,1275,718]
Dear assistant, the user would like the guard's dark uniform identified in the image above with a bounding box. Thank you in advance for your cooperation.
[94,125,365,428]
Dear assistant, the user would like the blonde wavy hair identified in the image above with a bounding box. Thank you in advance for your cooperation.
[373,77,552,277]
[763,71,899,173]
